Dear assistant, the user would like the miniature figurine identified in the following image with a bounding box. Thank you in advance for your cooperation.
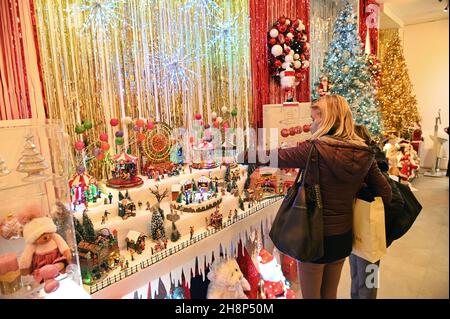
[146,201,151,211]
[125,260,129,269]
[228,210,232,223]
[108,192,113,204]
[233,209,238,222]
[163,238,168,249]
[138,201,143,209]
[130,250,135,261]
[190,226,194,240]
[101,216,106,225]
[151,247,154,255]
[205,217,209,229]
[104,210,110,221]
[104,198,108,205]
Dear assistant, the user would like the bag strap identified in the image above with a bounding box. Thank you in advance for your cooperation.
[295,142,316,185]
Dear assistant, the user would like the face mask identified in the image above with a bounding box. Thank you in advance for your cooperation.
[310,120,320,134]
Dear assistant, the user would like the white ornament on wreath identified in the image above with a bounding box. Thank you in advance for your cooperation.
[285,55,293,63]
[288,50,295,56]
[282,62,291,69]
[286,32,294,39]
[293,60,302,69]
[285,19,291,26]
[302,61,310,69]
[269,29,279,38]
[271,45,283,57]
[294,53,300,60]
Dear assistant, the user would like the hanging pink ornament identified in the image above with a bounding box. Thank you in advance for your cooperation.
[93,148,102,157]
[147,121,155,130]
[99,133,108,142]
[213,120,220,128]
[110,118,119,127]
[75,141,85,151]
[195,113,202,120]
[222,122,230,130]
[277,34,285,45]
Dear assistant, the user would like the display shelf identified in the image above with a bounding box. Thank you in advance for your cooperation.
[89,196,283,298]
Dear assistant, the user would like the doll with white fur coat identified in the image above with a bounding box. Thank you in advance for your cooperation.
[18,207,72,293]
[206,258,251,299]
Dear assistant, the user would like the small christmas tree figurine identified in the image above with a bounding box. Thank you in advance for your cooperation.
[170,221,181,242]
[150,207,165,240]
[16,134,49,181]
[0,155,11,177]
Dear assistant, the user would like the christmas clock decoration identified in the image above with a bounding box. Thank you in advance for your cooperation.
[267,16,310,85]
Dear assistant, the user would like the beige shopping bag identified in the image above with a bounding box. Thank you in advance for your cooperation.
[352,197,387,263]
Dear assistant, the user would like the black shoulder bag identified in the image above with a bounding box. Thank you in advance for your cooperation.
[269,143,324,262]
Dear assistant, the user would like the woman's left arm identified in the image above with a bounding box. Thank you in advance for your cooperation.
[238,140,312,169]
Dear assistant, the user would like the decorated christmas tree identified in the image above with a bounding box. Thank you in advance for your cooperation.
[150,208,165,240]
[82,211,96,243]
[313,2,382,136]
[378,30,420,135]
[170,221,181,242]
[16,134,49,180]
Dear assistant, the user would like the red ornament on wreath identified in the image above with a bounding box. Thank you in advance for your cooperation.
[268,16,310,86]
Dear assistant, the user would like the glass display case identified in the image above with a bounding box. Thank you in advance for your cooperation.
[0,120,85,299]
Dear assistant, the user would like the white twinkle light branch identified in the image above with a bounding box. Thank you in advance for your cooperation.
[68,0,126,35]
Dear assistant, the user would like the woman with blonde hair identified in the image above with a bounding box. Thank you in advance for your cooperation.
[241,95,391,298]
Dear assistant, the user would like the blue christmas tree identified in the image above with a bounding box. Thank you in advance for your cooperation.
[313,2,382,137]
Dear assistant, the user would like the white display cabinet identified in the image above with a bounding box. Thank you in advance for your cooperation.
[0,120,86,299]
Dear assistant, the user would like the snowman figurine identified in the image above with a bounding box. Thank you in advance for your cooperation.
[257,249,296,299]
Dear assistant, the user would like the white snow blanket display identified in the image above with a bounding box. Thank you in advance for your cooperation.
[92,197,282,299]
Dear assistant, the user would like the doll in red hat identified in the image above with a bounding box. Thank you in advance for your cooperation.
[18,206,72,293]
[257,249,295,299]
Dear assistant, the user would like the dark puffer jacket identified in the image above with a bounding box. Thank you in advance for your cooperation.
[247,136,392,237]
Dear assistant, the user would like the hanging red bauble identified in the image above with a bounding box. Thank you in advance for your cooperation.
[137,132,146,142]
[269,38,277,46]
[289,127,296,136]
[96,152,105,161]
[100,142,110,151]
[195,113,202,120]
[274,60,282,67]
[281,128,290,138]
[278,25,287,33]
[136,119,145,128]
[279,17,286,25]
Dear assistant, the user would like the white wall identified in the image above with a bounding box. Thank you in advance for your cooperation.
[403,19,449,169]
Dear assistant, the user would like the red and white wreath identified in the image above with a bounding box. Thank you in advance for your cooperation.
[268,16,310,87]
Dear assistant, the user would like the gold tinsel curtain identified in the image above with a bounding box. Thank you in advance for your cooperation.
[378,29,420,136]
[34,0,252,175]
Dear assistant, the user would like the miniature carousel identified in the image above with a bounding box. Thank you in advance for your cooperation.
[106,151,143,189]
[192,140,218,169]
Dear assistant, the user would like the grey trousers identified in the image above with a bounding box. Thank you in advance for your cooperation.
[349,253,380,299]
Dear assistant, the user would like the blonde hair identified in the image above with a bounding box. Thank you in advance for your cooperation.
[310,95,364,143]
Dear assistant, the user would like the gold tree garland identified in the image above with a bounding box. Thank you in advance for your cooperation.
[34,0,252,178]
[378,29,420,136]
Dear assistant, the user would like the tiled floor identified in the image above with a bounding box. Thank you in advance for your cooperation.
[336,176,449,299]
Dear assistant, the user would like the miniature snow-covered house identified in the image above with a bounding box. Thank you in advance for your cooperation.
[125,230,146,254]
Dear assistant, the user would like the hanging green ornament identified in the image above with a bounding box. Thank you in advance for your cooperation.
[75,124,85,134]
[83,120,93,130]
[231,108,238,117]
[115,137,124,145]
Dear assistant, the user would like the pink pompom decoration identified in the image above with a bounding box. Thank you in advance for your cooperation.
[195,113,202,120]
[99,133,108,142]
[75,141,85,151]
[109,118,119,127]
